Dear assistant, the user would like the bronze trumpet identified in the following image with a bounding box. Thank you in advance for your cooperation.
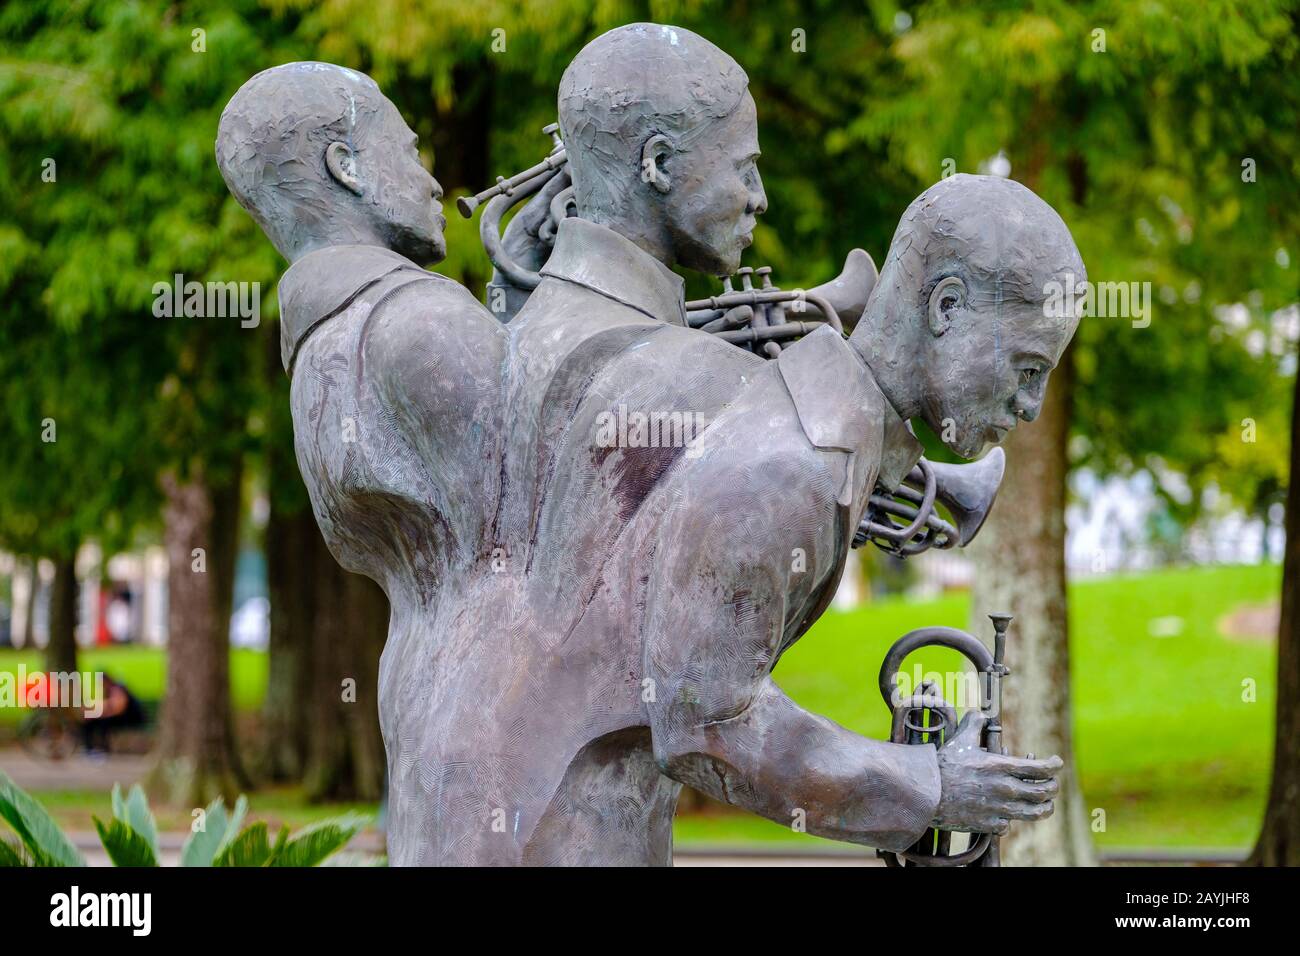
[877,612,1013,867]
[459,123,575,309]
[854,448,1005,557]
[685,250,878,357]
[456,123,567,219]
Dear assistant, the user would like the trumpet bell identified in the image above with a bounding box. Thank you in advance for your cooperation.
[805,247,877,329]
[856,447,1005,556]
[928,446,1005,547]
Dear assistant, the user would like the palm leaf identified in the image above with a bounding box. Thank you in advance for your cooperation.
[216,795,248,858]
[0,837,28,867]
[111,783,160,862]
[93,816,158,867]
[180,796,229,867]
[213,821,271,867]
[0,769,84,866]
[265,824,291,865]
[270,813,370,867]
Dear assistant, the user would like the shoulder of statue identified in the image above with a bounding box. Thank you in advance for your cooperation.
[776,325,885,455]
[278,245,440,374]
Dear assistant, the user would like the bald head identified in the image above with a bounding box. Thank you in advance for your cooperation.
[854,174,1085,459]
[557,24,767,275]
[885,173,1086,319]
[216,62,444,263]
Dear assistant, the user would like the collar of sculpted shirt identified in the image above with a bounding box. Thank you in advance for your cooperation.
[539,216,690,327]
[533,213,927,507]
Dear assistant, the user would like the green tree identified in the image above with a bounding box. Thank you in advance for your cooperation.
[0,0,297,802]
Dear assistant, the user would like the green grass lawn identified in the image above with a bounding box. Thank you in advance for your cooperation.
[0,563,1281,852]
[698,562,1280,851]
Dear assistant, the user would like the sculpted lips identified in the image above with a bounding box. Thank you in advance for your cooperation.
[737,216,756,249]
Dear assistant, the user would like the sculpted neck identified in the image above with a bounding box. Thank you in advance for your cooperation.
[847,285,925,422]
[577,193,676,270]
[284,218,389,264]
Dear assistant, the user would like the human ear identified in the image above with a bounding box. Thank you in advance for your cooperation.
[927,275,966,337]
[325,141,364,196]
[639,134,673,195]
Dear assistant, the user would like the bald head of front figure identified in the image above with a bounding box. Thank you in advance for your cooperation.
[558,23,768,277]
[851,174,1086,459]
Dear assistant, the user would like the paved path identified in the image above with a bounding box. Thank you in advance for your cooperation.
[0,750,150,791]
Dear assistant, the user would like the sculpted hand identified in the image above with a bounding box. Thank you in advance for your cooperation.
[498,168,573,274]
[932,711,1061,833]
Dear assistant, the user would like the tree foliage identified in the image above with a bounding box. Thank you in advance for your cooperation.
[3,0,1292,560]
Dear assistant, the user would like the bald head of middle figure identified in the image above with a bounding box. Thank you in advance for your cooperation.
[558,23,768,277]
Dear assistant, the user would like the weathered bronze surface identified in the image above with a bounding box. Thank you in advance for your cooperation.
[217,22,1081,866]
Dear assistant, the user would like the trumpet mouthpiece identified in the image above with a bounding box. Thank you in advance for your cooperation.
[456,195,478,219]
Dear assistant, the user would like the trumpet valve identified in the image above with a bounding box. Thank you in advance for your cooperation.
[543,122,563,152]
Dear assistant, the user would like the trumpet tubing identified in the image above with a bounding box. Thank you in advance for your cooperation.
[876,615,1012,867]
[686,248,878,348]
[855,447,1005,557]
[457,122,567,219]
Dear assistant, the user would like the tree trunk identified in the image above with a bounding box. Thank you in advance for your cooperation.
[45,553,79,677]
[303,554,388,802]
[1249,350,1300,865]
[21,557,36,648]
[149,465,247,807]
[968,349,1096,866]
[258,498,319,781]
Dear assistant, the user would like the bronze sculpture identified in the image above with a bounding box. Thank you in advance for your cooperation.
[217,22,1084,866]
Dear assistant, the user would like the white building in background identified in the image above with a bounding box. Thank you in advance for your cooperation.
[0,543,170,649]
[830,466,1284,608]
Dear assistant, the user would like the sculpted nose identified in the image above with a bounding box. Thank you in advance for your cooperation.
[748,170,768,217]
[430,174,444,202]
[1013,392,1040,424]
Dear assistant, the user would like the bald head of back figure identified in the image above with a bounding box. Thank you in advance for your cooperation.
[216,61,446,266]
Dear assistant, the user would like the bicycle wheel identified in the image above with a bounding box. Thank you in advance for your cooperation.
[17,709,81,761]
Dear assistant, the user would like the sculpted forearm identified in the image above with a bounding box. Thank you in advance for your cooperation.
[651,679,941,851]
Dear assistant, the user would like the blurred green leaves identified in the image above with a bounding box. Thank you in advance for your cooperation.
[0,0,1295,559]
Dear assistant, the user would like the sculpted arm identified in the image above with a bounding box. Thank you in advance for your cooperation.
[640,488,942,852]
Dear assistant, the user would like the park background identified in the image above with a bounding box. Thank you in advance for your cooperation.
[0,0,1297,865]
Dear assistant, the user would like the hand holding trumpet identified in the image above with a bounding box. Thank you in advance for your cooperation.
[933,711,1061,834]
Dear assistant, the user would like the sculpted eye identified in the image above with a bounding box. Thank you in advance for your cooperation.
[1019,368,1041,388]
